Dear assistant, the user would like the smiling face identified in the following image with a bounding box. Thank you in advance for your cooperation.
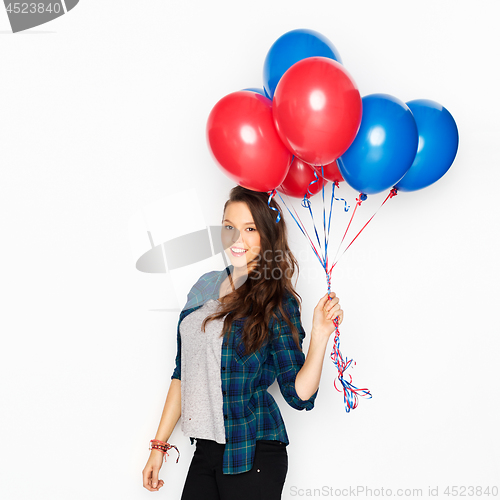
[221,201,261,272]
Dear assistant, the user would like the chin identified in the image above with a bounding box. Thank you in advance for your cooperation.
[225,253,255,271]
[230,260,250,269]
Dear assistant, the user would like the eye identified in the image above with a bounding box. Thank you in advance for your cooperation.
[247,227,256,231]
[224,225,233,230]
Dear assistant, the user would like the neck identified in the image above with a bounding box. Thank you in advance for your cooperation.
[230,261,258,282]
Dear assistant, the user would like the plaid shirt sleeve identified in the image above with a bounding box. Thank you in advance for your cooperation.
[171,314,183,381]
[271,293,318,411]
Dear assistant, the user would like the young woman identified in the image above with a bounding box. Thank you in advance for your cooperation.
[142,186,343,499]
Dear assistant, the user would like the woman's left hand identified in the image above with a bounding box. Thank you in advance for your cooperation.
[312,292,344,340]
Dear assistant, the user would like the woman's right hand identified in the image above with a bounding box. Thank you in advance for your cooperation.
[312,292,343,341]
[142,450,165,492]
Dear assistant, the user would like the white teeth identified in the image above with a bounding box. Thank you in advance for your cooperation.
[232,248,246,253]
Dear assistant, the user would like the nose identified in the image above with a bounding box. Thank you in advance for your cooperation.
[232,228,243,245]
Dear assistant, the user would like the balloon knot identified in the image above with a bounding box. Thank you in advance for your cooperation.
[356,193,367,205]
[389,188,398,198]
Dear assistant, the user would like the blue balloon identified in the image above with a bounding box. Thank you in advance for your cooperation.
[242,87,267,97]
[394,100,459,192]
[263,29,342,99]
[338,94,419,195]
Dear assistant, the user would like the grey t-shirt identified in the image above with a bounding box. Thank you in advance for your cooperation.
[179,299,227,444]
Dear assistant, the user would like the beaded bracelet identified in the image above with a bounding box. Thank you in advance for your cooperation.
[149,439,180,463]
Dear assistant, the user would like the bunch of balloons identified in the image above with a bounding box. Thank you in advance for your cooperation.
[205,29,459,412]
[206,28,458,199]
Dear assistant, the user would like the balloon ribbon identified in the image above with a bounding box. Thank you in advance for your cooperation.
[268,167,374,412]
[329,188,399,273]
[267,173,398,411]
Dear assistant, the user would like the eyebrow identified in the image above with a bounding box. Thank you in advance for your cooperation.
[223,219,255,225]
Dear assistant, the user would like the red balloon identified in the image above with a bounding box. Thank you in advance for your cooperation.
[277,157,327,198]
[273,57,362,166]
[206,91,292,192]
[311,160,344,183]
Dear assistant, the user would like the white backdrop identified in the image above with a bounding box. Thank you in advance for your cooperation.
[1,1,499,499]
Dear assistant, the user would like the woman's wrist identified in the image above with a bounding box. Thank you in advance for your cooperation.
[310,327,331,345]
[149,439,180,463]
[154,433,171,443]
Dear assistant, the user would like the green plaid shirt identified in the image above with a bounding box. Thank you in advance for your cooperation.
[171,265,318,474]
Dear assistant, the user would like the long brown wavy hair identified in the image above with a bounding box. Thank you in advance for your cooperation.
[201,185,303,354]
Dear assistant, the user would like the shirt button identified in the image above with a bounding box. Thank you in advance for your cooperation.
[222,366,226,371]
[222,390,227,396]
[224,414,228,420]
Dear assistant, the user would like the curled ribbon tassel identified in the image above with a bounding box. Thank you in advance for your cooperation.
[334,181,350,212]
[330,316,372,412]
[266,189,281,223]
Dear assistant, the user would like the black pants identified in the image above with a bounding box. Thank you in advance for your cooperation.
[180,438,288,500]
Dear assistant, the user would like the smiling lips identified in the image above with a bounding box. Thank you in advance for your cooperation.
[230,247,247,257]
